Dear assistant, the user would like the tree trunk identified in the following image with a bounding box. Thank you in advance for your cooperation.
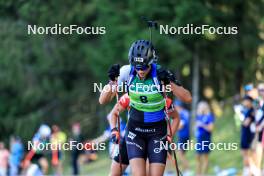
[191,45,200,122]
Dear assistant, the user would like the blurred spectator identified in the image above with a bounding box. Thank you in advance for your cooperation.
[195,101,214,176]
[254,83,264,175]
[50,125,67,175]
[174,100,191,175]
[9,136,24,176]
[70,123,84,175]
[244,83,258,100]
[257,83,264,107]
[240,96,255,176]
[259,83,264,176]
[244,84,254,94]
[0,142,10,176]
[22,124,51,175]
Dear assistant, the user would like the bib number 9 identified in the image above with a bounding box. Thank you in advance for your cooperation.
[140,96,148,103]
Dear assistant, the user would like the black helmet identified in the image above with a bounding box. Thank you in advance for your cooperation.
[128,40,157,69]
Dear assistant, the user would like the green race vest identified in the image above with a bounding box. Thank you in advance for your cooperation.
[129,76,165,112]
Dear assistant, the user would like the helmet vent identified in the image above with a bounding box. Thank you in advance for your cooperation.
[128,40,156,65]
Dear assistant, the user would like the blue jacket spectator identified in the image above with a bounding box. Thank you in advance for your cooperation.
[9,136,24,176]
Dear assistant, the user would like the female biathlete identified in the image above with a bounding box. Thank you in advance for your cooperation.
[109,93,180,176]
[99,40,192,176]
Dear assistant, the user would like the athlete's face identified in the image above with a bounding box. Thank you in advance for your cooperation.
[242,99,252,108]
[136,65,151,79]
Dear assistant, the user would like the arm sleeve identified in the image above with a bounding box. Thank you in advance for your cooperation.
[117,65,131,86]
[118,93,130,109]
[165,98,173,109]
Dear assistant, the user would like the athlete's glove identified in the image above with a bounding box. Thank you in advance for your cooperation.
[157,68,171,85]
[167,70,182,86]
[158,69,182,86]
[108,64,120,81]
[111,127,120,144]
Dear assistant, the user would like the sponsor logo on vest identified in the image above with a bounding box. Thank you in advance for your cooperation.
[154,144,165,153]
[128,131,136,140]
[126,141,143,150]
[135,127,156,133]
[154,140,160,144]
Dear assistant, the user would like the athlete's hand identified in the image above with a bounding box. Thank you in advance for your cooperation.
[111,127,120,144]
[108,64,120,81]
[158,68,171,85]
[167,70,182,86]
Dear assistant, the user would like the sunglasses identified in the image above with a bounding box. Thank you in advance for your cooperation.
[135,65,149,71]
[259,89,264,92]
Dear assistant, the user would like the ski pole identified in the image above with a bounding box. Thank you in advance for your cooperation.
[163,90,181,176]
[115,81,122,175]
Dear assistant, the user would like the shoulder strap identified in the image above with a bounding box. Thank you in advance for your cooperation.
[151,63,162,93]
[127,66,136,94]
[151,63,160,86]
